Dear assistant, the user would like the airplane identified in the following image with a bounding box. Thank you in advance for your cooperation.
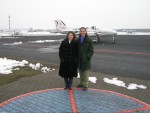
[54,19,117,44]
[54,20,79,34]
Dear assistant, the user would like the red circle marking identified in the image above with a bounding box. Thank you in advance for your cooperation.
[0,88,150,113]
[95,49,150,56]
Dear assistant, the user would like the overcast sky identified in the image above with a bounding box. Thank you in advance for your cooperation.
[0,0,150,29]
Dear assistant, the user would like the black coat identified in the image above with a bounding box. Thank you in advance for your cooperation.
[59,39,78,78]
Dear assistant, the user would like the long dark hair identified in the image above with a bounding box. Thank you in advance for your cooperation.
[79,27,88,37]
[66,31,76,40]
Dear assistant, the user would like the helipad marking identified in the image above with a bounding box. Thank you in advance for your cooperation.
[68,90,78,113]
[0,88,150,113]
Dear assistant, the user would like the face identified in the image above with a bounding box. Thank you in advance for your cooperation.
[68,33,74,41]
[80,28,87,37]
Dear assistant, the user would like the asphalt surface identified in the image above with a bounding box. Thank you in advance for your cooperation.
[0,35,150,80]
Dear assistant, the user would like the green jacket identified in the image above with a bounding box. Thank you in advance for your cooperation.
[77,36,94,70]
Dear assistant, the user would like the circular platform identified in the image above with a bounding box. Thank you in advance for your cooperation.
[0,88,150,113]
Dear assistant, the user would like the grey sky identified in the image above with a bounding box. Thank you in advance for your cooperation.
[0,0,150,29]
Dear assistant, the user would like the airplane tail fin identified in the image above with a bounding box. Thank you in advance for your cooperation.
[54,20,66,31]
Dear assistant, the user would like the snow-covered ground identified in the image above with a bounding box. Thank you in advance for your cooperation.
[0,32,14,37]
[0,36,22,39]
[0,57,55,75]
[29,39,63,43]
[2,39,63,45]
[3,42,23,45]
[103,78,147,90]
[117,32,150,35]
[0,32,65,38]
[24,32,65,36]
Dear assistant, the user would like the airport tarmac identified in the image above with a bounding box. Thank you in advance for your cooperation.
[0,35,150,80]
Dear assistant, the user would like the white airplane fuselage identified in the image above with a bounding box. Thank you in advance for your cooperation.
[54,19,117,43]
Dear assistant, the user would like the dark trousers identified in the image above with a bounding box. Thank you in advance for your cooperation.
[64,77,73,88]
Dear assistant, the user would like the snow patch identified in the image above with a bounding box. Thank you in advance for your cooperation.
[0,37,22,39]
[3,42,23,45]
[127,83,147,90]
[0,57,55,74]
[41,67,50,73]
[103,78,126,87]
[0,58,29,74]
[24,32,65,36]
[103,78,147,90]
[117,32,150,35]
[29,39,63,43]
[89,77,97,83]
[29,63,41,70]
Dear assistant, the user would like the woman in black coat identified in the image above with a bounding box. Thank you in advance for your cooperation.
[59,31,78,90]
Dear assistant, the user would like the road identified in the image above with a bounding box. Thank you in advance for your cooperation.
[0,35,150,80]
